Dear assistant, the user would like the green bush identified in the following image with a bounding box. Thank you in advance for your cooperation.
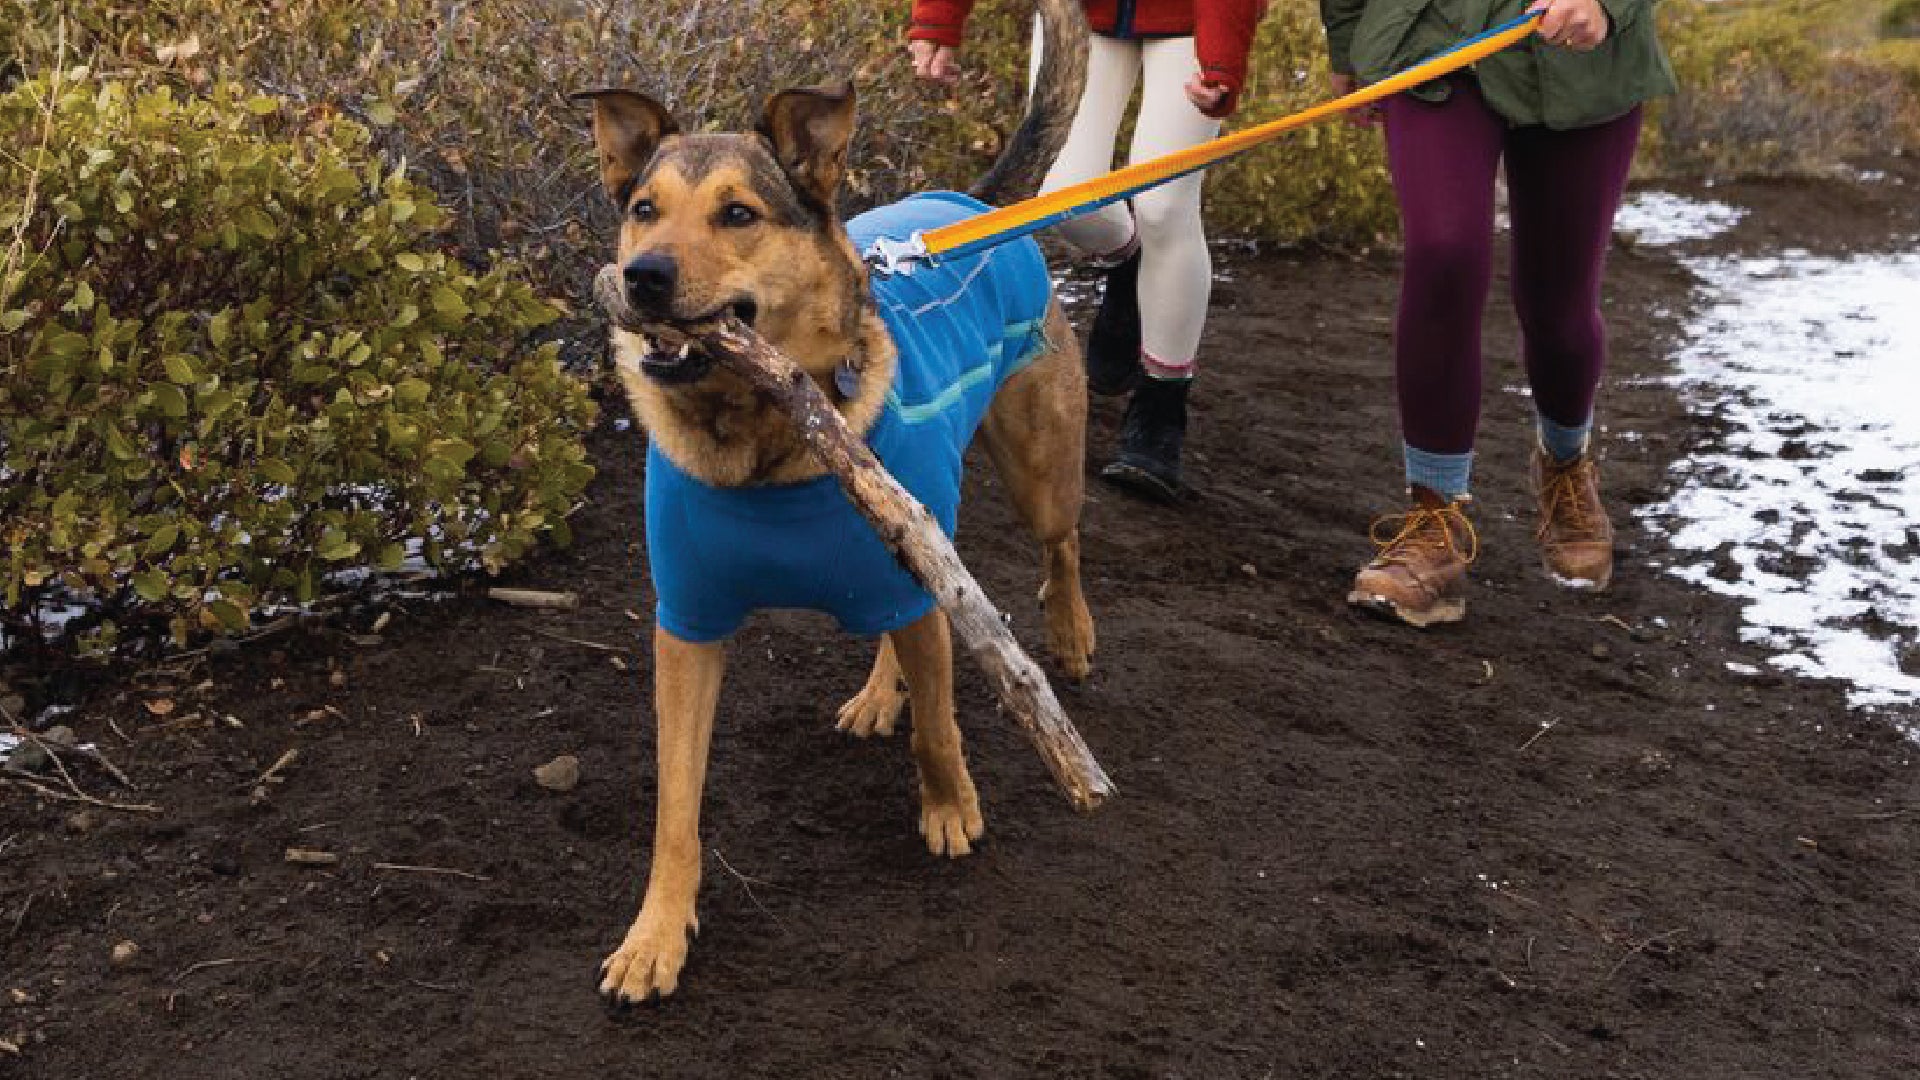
[6,0,1905,280]
[0,0,1396,262]
[1208,0,1396,247]
[1649,0,1920,175]
[1885,0,1920,37]
[0,72,595,648]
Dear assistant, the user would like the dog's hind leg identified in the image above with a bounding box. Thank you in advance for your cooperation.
[836,636,907,737]
[599,627,725,1005]
[979,303,1097,680]
[890,610,984,856]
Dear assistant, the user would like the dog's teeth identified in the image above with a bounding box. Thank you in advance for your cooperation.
[677,343,692,360]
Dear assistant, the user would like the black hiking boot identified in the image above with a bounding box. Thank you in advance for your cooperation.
[1085,246,1143,397]
[1100,376,1189,504]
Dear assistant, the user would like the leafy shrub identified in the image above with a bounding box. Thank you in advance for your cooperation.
[1207,0,1397,247]
[1649,0,1920,175]
[1885,0,1920,38]
[0,0,1397,263]
[0,71,595,648]
[5,0,1907,283]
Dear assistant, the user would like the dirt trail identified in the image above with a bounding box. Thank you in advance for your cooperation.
[2,163,1917,1079]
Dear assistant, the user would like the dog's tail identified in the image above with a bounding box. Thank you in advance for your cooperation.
[967,0,1090,207]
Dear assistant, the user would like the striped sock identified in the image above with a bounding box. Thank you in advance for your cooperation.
[1404,444,1473,501]
[1537,412,1592,464]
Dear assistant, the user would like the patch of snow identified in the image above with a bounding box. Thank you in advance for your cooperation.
[1642,249,1920,714]
[1613,192,1747,247]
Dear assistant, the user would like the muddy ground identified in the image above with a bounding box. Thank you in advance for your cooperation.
[3,160,1918,1079]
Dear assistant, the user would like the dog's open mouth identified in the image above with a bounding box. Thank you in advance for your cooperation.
[639,298,758,383]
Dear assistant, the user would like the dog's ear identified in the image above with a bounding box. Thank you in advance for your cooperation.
[756,82,856,212]
[570,88,680,204]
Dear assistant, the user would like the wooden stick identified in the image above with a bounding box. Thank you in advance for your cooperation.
[487,587,580,610]
[594,265,1113,811]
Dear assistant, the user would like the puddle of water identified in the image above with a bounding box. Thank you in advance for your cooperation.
[1638,230,1920,715]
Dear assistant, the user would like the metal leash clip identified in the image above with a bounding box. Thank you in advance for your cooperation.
[863,233,932,277]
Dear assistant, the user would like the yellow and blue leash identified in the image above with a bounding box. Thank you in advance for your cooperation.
[867,11,1544,274]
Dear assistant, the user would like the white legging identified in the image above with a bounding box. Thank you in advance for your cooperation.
[1030,26,1220,375]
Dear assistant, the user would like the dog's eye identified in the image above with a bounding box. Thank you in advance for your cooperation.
[630,198,657,223]
[719,203,760,228]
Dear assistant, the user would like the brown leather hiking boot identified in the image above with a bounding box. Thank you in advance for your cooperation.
[1531,447,1615,590]
[1347,486,1477,628]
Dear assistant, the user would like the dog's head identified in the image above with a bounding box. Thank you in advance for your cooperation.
[574,85,866,384]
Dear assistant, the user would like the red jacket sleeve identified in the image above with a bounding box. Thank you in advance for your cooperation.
[1194,0,1268,117]
[908,0,976,48]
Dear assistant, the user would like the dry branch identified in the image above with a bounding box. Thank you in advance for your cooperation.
[594,264,1113,811]
[487,587,580,610]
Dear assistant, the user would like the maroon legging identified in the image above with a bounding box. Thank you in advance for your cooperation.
[1384,76,1642,455]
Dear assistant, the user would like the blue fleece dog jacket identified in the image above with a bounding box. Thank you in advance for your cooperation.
[645,191,1052,643]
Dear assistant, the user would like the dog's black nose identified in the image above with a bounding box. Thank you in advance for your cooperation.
[623,253,677,312]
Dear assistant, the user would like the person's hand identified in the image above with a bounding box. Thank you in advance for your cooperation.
[1330,72,1384,128]
[1183,73,1228,114]
[908,40,960,83]
[1528,0,1610,51]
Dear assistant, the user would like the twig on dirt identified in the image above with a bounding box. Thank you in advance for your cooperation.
[284,847,340,867]
[1845,809,1909,821]
[370,862,491,882]
[1,775,161,814]
[1517,718,1560,753]
[166,613,301,661]
[488,587,579,610]
[409,979,466,993]
[1602,928,1686,983]
[1480,659,1495,684]
[70,739,136,790]
[1531,1025,1571,1054]
[241,749,300,792]
[711,848,786,933]
[529,628,630,653]
[8,893,33,940]
[174,956,270,982]
[1584,614,1636,634]
[107,717,133,746]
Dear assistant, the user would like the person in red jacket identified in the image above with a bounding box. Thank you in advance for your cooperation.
[909,0,1266,503]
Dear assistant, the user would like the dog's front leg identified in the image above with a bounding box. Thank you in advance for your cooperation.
[600,627,725,1005]
[891,610,985,857]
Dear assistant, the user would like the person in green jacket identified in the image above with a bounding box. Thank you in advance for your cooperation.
[1324,0,1677,627]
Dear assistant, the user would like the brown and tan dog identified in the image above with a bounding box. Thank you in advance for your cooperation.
[577,0,1092,1005]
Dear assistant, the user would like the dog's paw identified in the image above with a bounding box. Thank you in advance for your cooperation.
[919,788,985,858]
[1043,591,1096,682]
[598,910,697,1007]
[836,681,906,737]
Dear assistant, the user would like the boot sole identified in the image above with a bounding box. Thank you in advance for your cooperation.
[1346,589,1466,628]
[1099,460,1182,505]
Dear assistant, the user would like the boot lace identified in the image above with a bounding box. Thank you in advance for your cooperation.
[1368,499,1478,567]
[1537,457,1604,541]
